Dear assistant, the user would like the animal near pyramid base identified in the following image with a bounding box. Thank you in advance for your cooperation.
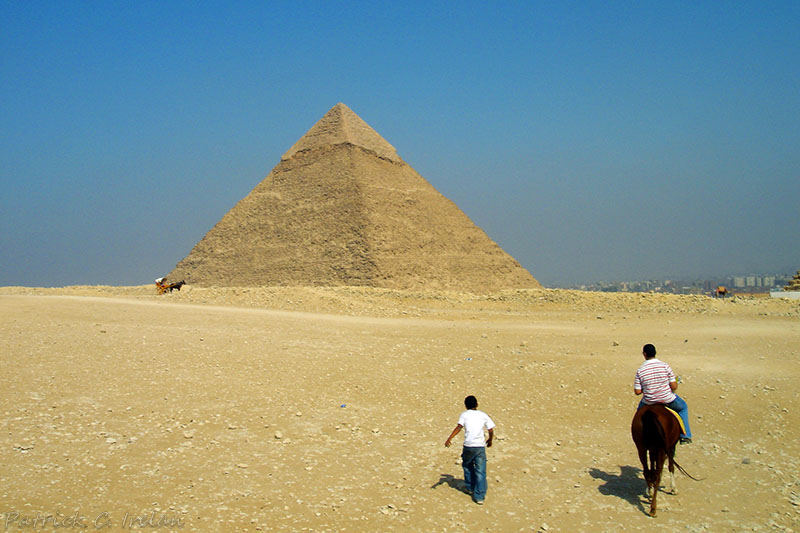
[169,103,539,293]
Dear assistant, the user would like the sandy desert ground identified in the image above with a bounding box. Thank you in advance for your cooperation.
[2,285,799,532]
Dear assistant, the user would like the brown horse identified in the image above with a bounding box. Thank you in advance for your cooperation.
[166,280,186,292]
[156,280,186,294]
[631,404,697,516]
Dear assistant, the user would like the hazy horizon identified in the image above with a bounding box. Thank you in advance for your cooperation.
[2,2,798,288]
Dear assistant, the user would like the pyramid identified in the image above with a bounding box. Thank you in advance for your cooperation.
[785,271,800,291]
[168,103,540,292]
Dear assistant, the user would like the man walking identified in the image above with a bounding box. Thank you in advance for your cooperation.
[444,395,496,504]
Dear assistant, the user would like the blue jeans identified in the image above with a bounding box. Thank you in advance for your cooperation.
[461,446,487,501]
[638,395,692,439]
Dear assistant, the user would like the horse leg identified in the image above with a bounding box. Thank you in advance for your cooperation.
[667,455,677,494]
[637,447,652,497]
[665,425,679,495]
[649,450,665,517]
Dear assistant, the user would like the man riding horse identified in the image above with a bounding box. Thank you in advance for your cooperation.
[634,343,692,444]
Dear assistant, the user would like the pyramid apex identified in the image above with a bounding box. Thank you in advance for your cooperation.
[282,103,401,162]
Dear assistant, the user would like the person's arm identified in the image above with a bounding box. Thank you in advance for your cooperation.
[668,365,678,391]
[444,425,462,447]
[634,387,643,396]
[486,428,494,447]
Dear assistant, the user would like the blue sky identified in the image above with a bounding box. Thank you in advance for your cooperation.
[2,1,798,287]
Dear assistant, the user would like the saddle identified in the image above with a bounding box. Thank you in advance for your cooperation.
[664,406,686,435]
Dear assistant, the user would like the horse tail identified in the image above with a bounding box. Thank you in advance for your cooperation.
[641,409,665,451]
[672,458,703,481]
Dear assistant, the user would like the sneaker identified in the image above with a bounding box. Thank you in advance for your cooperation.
[679,437,692,445]
[474,500,484,505]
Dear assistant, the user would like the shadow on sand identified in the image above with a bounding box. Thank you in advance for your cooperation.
[589,465,649,514]
[431,473,469,495]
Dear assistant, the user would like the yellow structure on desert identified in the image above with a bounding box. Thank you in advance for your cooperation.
[785,270,800,292]
[169,103,539,292]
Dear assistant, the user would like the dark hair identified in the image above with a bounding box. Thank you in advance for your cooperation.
[464,395,478,409]
[643,344,656,359]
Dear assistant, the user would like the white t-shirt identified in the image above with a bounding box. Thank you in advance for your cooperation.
[457,409,496,447]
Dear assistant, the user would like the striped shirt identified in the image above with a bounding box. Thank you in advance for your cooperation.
[635,358,677,404]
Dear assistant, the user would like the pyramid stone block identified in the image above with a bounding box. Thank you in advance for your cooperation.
[168,103,540,292]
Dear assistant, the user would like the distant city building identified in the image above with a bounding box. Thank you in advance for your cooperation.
[564,272,793,294]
